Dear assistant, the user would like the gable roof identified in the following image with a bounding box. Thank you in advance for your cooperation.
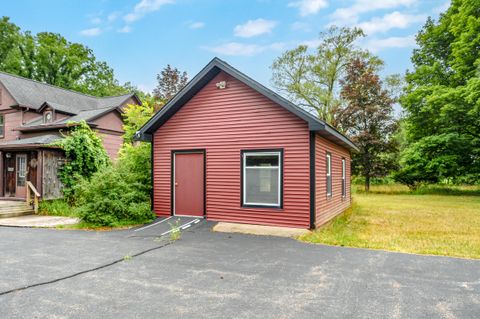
[0,71,139,114]
[136,57,358,152]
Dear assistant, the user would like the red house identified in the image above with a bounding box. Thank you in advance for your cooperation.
[0,71,140,200]
[137,58,358,229]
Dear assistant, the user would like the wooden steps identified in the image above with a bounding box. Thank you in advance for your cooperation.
[0,200,34,218]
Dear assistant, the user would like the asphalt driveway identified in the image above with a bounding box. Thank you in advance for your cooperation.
[0,219,479,318]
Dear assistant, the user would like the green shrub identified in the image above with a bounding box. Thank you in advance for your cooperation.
[67,102,156,227]
[39,199,76,217]
[53,121,110,203]
[74,142,154,226]
[117,142,151,192]
[394,133,477,189]
[74,165,154,226]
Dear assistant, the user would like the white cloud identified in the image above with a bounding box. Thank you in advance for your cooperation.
[356,11,426,35]
[234,19,278,38]
[205,42,284,56]
[288,0,328,16]
[362,35,416,52]
[118,25,132,33]
[189,21,205,29]
[331,0,416,24]
[79,27,102,36]
[124,0,174,23]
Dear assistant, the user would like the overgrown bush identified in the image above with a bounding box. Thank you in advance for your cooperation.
[117,142,152,192]
[56,103,156,227]
[73,139,153,226]
[54,121,110,202]
[392,133,478,189]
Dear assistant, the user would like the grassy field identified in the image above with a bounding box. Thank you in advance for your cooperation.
[300,184,480,259]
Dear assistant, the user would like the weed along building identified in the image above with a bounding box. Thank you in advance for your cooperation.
[137,58,358,229]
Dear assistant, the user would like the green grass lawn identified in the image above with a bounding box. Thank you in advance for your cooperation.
[300,184,480,259]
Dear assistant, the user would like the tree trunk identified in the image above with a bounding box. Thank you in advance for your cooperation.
[365,174,370,192]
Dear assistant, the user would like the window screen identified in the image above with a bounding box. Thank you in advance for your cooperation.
[243,151,281,207]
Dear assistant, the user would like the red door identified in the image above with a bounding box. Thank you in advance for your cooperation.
[174,152,204,216]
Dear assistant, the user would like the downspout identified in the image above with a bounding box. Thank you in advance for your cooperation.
[309,131,316,229]
[150,134,154,212]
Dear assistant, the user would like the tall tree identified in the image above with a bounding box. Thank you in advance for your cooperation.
[340,57,398,191]
[122,101,155,144]
[0,17,22,72]
[396,0,480,187]
[153,64,188,103]
[0,16,130,97]
[271,26,370,126]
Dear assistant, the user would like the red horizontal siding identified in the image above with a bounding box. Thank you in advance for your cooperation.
[153,71,311,228]
[315,134,352,227]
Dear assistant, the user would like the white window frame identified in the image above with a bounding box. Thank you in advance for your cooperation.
[326,152,332,197]
[342,158,346,198]
[242,151,282,207]
[16,154,27,187]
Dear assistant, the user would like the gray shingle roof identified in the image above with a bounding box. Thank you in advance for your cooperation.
[41,101,77,115]
[0,71,135,114]
[0,134,62,146]
[55,107,114,124]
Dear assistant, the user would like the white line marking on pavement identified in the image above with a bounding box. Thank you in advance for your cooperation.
[134,217,172,232]
[160,219,200,236]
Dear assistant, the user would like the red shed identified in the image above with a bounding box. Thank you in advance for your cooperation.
[137,58,358,229]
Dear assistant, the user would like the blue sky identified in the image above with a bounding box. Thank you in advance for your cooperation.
[3,0,449,93]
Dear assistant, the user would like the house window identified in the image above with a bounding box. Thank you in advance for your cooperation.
[0,115,4,138]
[43,110,53,123]
[17,154,27,187]
[342,158,346,198]
[242,150,282,208]
[326,152,332,197]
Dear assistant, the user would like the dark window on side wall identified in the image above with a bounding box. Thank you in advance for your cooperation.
[242,150,283,208]
[0,115,4,138]
[342,158,346,198]
[326,152,332,197]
